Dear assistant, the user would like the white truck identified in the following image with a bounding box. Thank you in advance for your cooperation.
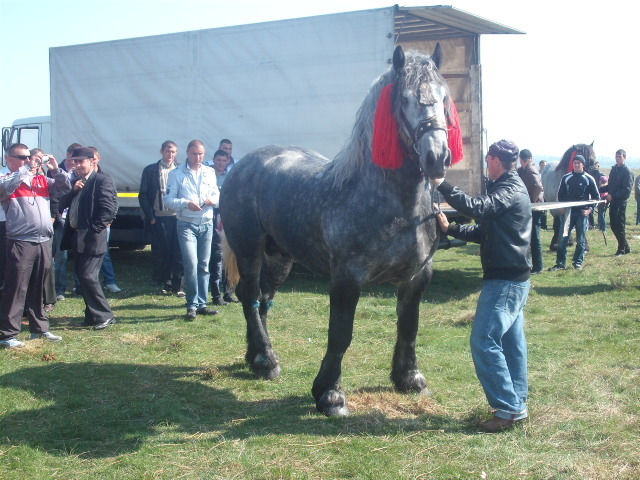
[1,5,521,247]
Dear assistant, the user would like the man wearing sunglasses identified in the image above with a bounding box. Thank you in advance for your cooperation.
[0,143,71,348]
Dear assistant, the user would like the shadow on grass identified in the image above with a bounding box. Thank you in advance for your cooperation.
[534,283,615,296]
[282,263,482,304]
[0,362,472,458]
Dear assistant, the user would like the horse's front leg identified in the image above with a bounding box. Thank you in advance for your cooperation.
[391,268,431,395]
[312,278,360,416]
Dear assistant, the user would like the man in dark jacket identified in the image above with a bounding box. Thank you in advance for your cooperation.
[606,149,633,256]
[138,140,183,294]
[549,155,599,271]
[60,147,118,329]
[517,149,544,273]
[432,139,532,432]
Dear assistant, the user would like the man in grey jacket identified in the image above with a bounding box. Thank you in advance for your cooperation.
[0,143,70,348]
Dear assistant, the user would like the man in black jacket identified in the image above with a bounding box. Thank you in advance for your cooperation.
[60,147,118,329]
[607,149,634,256]
[432,139,532,432]
[138,141,183,294]
[549,155,600,271]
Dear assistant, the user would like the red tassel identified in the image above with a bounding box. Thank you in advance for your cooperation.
[568,150,577,172]
[447,98,464,165]
[372,84,405,169]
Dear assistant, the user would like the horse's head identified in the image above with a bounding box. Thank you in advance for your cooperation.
[392,45,452,179]
[557,142,596,173]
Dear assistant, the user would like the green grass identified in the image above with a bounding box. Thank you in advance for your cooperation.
[1,208,639,479]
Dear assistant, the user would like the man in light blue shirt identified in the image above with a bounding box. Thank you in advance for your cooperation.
[165,140,220,320]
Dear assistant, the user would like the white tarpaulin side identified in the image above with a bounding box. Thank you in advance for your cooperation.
[50,8,395,195]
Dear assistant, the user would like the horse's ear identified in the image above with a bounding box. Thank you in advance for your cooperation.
[432,42,443,70]
[393,45,405,71]
[590,141,594,147]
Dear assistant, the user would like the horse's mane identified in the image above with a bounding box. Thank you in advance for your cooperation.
[325,50,452,188]
[554,143,596,173]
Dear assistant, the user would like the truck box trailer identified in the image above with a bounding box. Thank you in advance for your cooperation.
[1,5,522,247]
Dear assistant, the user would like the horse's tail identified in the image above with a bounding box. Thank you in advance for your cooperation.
[222,231,240,289]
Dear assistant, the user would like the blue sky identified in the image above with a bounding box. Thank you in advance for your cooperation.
[1,0,636,164]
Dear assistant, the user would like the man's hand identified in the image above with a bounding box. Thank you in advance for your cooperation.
[73,180,85,191]
[187,200,202,211]
[430,177,445,188]
[43,155,58,171]
[435,211,449,232]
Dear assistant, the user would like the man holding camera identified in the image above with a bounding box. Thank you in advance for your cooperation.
[0,143,70,348]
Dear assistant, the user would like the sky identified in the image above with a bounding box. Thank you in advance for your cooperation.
[1,0,638,165]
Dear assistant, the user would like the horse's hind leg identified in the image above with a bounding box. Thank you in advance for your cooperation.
[312,275,360,417]
[254,245,294,366]
[391,269,431,395]
[234,247,281,380]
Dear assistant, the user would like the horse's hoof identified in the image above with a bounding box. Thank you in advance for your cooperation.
[251,352,281,380]
[418,386,432,397]
[316,389,349,417]
[393,370,428,393]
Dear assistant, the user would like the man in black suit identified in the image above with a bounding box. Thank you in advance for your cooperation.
[60,147,118,329]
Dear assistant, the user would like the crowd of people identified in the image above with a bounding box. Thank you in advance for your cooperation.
[0,138,238,348]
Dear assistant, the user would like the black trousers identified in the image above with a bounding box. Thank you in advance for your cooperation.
[609,200,629,252]
[150,216,183,290]
[75,251,113,324]
[0,221,6,297]
[0,240,51,339]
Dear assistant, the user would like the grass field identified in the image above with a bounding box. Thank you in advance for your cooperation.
[1,207,639,479]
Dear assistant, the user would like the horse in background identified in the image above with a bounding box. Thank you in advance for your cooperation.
[220,45,461,416]
[541,143,596,250]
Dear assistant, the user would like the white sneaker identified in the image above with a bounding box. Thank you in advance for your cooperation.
[0,338,26,348]
[104,283,122,293]
[56,294,65,301]
[30,331,63,342]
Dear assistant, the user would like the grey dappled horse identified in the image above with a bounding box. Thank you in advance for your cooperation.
[541,143,596,250]
[220,45,454,416]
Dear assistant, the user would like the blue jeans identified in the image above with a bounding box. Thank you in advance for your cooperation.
[471,279,530,420]
[100,227,116,284]
[177,219,213,310]
[598,203,607,232]
[556,213,588,267]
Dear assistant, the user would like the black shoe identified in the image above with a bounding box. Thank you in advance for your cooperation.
[212,297,229,306]
[94,318,116,330]
[625,247,631,254]
[615,250,625,257]
[548,264,566,272]
[185,309,197,321]
[223,294,240,303]
[530,269,543,275]
[573,263,583,270]
[197,307,219,316]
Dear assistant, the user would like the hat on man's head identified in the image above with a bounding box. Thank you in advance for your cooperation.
[573,154,586,166]
[69,146,94,161]
[488,139,519,164]
[519,148,532,160]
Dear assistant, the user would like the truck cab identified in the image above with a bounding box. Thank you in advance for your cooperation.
[1,116,52,165]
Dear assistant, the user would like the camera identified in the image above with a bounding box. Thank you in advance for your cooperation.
[42,155,50,163]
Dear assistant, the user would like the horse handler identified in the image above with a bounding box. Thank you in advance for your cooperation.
[431,139,532,432]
